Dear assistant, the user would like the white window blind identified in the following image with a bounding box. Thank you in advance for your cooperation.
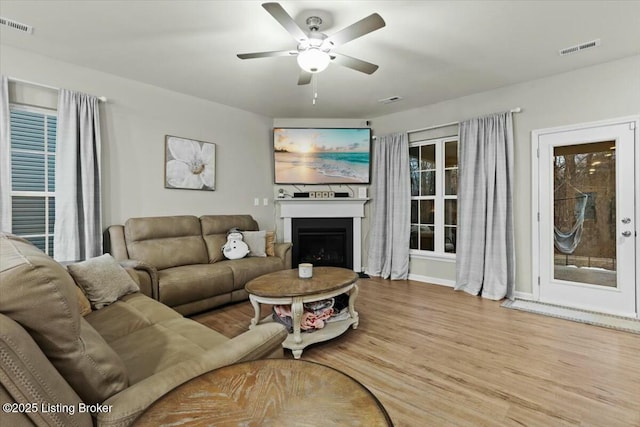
[10,106,57,256]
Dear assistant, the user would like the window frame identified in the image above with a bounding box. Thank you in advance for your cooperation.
[9,103,57,256]
[409,135,458,261]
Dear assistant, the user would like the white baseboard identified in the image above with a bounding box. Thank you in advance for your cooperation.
[401,273,535,301]
[513,291,534,300]
[409,274,535,300]
[407,273,455,287]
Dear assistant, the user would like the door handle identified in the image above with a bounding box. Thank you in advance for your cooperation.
[621,231,632,237]
[621,217,631,224]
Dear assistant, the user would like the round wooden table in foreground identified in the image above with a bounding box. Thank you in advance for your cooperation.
[134,358,393,426]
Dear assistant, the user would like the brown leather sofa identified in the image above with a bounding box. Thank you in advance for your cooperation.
[106,214,292,316]
[0,232,287,427]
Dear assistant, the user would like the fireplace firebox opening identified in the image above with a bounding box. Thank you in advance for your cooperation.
[292,218,353,270]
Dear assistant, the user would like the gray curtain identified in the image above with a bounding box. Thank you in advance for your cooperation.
[54,89,102,261]
[455,112,515,300]
[0,76,11,232]
[367,132,410,280]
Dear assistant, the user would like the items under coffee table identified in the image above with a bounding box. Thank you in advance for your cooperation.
[245,267,359,359]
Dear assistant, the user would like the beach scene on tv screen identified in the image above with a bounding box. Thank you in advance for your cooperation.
[274,128,370,184]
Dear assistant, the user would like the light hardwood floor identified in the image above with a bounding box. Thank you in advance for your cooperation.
[192,278,640,427]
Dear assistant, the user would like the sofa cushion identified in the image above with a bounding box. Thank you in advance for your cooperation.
[203,233,227,263]
[87,293,229,385]
[125,216,208,269]
[84,293,179,343]
[157,263,234,307]
[108,318,230,384]
[68,254,140,309]
[0,233,129,405]
[200,215,258,263]
[219,257,287,290]
[88,292,229,385]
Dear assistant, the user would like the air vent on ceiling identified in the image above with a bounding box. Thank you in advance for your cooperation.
[559,39,601,56]
[0,17,34,34]
[378,96,403,104]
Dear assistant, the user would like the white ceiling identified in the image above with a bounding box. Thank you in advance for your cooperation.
[1,1,639,119]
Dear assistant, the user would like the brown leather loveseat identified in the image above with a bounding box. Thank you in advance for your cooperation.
[106,214,292,316]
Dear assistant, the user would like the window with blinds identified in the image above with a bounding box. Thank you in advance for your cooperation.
[10,106,57,256]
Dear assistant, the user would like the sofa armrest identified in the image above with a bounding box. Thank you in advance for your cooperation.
[105,225,129,261]
[96,323,287,427]
[273,242,292,269]
[118,260,159,300]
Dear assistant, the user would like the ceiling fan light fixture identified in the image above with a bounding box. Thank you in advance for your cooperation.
[238,3,385,84]
[297,48,330,73]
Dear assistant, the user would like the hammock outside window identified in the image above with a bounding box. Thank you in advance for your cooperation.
[554,193,589,254]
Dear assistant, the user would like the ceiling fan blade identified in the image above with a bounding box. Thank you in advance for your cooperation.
[298,71,312,85]
[331,53,379,74]
[262,2,308,43]
[325,13,385,47]
[237,50,297,59]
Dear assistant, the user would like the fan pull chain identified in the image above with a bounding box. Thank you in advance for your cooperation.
[312,75,318,105]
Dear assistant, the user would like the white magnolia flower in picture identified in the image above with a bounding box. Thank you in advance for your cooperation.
[165,136,215,190]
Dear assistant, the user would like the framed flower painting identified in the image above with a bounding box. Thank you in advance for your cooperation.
[164,135,216,191]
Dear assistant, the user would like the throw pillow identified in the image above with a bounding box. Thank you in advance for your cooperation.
[265,231,276,257]
[241,230,267,257]
[67,254,140,309]
[74,285,92,316]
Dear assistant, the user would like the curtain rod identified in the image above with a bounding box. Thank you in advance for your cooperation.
[407,107,522,134]
[8,77,108,102]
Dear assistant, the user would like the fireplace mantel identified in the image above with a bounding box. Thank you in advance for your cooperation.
[277,198,369,272]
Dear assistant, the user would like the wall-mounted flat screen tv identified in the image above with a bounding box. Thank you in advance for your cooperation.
[273,127,371,184]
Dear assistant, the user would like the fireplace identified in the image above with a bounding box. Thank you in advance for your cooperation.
[277,197,369,272]
[292,218,353,269]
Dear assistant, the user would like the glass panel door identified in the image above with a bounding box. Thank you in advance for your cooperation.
[537,120,636,317]
[553,141,616,287]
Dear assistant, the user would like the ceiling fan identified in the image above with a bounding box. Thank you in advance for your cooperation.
[237,2,385,85]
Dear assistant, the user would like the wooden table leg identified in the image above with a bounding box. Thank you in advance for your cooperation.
[291,297,304,345]
[349,283,359,329]
[248,295,261,329]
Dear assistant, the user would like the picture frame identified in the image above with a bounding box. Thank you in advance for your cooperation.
[164,135,216,191]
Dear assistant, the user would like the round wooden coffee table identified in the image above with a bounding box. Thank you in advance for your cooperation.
[245,267,359,359]
[134,359,392,426]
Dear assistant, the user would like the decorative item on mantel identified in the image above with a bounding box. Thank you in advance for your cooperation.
[164,135,216,191]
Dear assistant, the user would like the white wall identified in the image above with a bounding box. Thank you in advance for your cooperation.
[371,55,640,295]
[4,45,638,291]
[1,46,276,229]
